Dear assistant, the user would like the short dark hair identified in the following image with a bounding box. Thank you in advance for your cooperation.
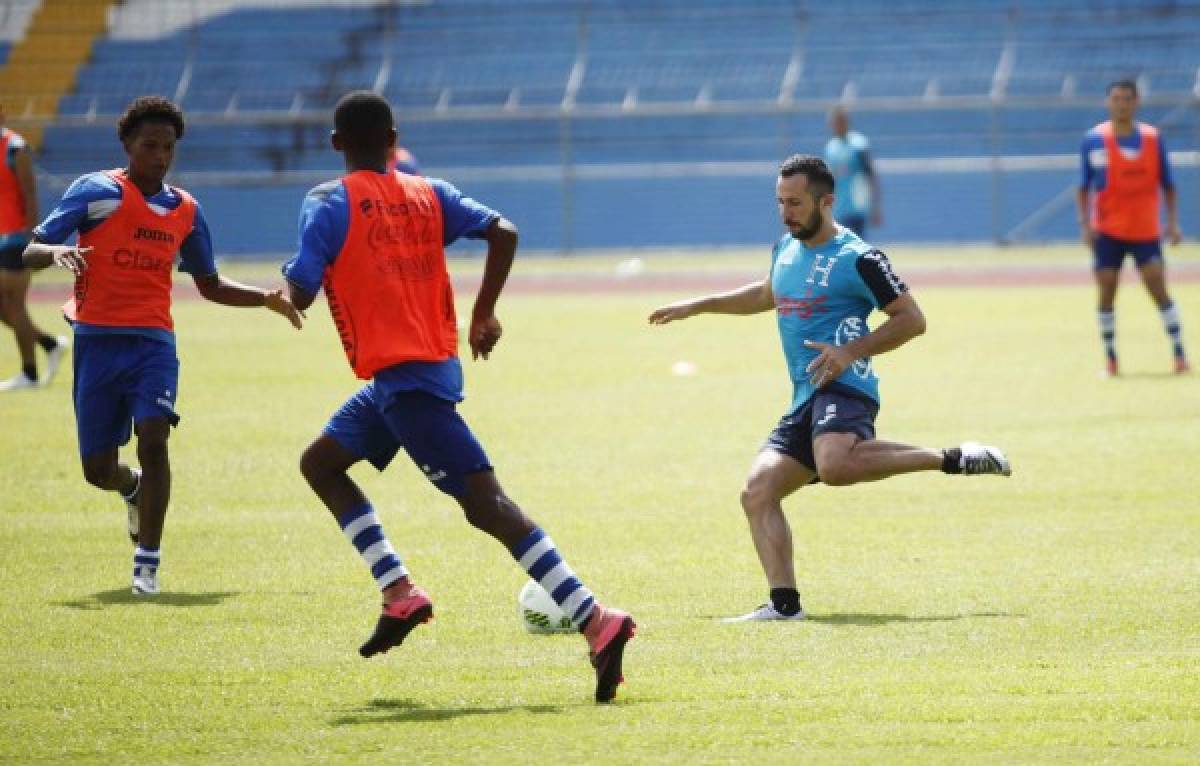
[780,154,835,199]
[333,90,394,151]
[118,96,185,142]
[1107,78,1138,97]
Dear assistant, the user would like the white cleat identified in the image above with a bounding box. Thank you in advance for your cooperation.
[0,372,37,392]
[123,469,141,544]
[721,604,807,623]
[132,565,159,595]
[41,335,70,386]
[960,442,1012,476]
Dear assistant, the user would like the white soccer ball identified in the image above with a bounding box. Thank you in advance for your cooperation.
[518,579,574,634]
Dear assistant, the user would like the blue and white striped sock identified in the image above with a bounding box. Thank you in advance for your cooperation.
[513,528,595,629]
[133,545,159,578]
[339,504,408,591]
[1098,309,1117,360]
[1160,303,1186,358]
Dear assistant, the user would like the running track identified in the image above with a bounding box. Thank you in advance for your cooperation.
[25,261,1200,301]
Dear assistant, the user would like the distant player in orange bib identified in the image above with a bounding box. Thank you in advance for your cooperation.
[23,96,303,595]
[0,103,68,391]
[1077,79,1188,376]
[283,91,635,703]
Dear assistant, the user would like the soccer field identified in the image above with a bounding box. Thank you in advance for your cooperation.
[1,249,1198,764]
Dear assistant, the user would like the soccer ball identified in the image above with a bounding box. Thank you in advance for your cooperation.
[518,579,574,634]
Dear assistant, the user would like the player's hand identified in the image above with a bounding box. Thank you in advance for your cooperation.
[648,300,697,325]
[803,339,853,388]
[470,314,502,360]
[1166,223,1183,246]
[50,246,91,276]
[264,289,304,329]
[1080,223,1095,247]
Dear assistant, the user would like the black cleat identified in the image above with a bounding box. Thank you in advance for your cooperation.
[358,590,433,658]
[587,608,636,703]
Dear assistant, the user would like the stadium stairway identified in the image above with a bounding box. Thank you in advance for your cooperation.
[0,0,116,149]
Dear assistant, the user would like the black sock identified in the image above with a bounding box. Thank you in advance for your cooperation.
[941,447,963,474]
[37,335,58,352]
[21,363,37,381]
[770,587,801,616]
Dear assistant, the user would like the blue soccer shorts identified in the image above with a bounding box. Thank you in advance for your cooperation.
[323,384,492,497]
[73,333,180,458]
[1092,233,1162,271]
[764,382,880,477]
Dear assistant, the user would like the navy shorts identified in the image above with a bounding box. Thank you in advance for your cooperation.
[73,334,180,457]
[764,383,879,475]
[324,385,492,497]
[1092,233,1162,270]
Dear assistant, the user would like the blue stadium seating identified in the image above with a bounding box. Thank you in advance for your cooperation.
[29,0,1200,250]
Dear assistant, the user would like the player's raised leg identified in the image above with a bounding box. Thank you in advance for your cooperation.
[300,429,432,662]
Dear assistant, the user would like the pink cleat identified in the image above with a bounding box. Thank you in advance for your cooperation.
[584,604,637,703]
[1175,356,1191,375]
[1104,357,1119,378]
[359,587,433,658]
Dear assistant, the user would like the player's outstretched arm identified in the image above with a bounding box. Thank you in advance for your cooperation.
[192,273,304,329]
[22,240,91,274]
[469,216,517,360]
[648,279,774,325]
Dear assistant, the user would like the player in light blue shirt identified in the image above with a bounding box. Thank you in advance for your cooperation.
[823,106,880,238]
[649,154,1010,622]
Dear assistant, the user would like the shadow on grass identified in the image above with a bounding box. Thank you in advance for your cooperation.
[55,589,240,610]
[332,697,569,726]
[807,611,1021,626]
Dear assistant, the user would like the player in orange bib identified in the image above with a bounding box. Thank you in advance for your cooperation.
[0,103,68,390]
[283,91,635,703]
[23,97,303,595]
[1076,79,1188,376]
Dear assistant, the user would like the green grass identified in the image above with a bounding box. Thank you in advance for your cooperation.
[1,250,1197,764]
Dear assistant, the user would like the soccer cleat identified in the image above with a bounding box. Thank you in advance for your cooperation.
[131,565,160,595]
[960,442,1011,476]
[358,587,433,658]
[584,605,636,703]
[1175,356,1191,375]
[0,372,37,392]
[721,603,807,623]
[1104,357,1119,378]
[41,335,70,386]
[123,469,141,544]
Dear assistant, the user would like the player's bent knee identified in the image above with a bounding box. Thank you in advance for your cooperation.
[818,461,858,487]
[740,478,778,515]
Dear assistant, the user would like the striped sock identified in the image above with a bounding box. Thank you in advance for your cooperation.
[1097,309,1117,361]
[513,528,596,629]
[339,504,408,591]
[1160,303,1186,358]
[133,545,160,578]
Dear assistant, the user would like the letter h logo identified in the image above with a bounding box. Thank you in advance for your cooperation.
[807,255,838,287]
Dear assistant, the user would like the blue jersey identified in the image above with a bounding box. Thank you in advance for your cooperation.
[33,171,217,345]
[770,226,907,412]
[1080,126,1173,192]
[282,170,499,403]
[824,131,874,219]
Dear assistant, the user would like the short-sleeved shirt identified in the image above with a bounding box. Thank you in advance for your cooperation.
[770,225,907,413]
[824,130,874,219]
[1080,127,1174,192]
[33,171,217,345]
[282,170,499,402]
